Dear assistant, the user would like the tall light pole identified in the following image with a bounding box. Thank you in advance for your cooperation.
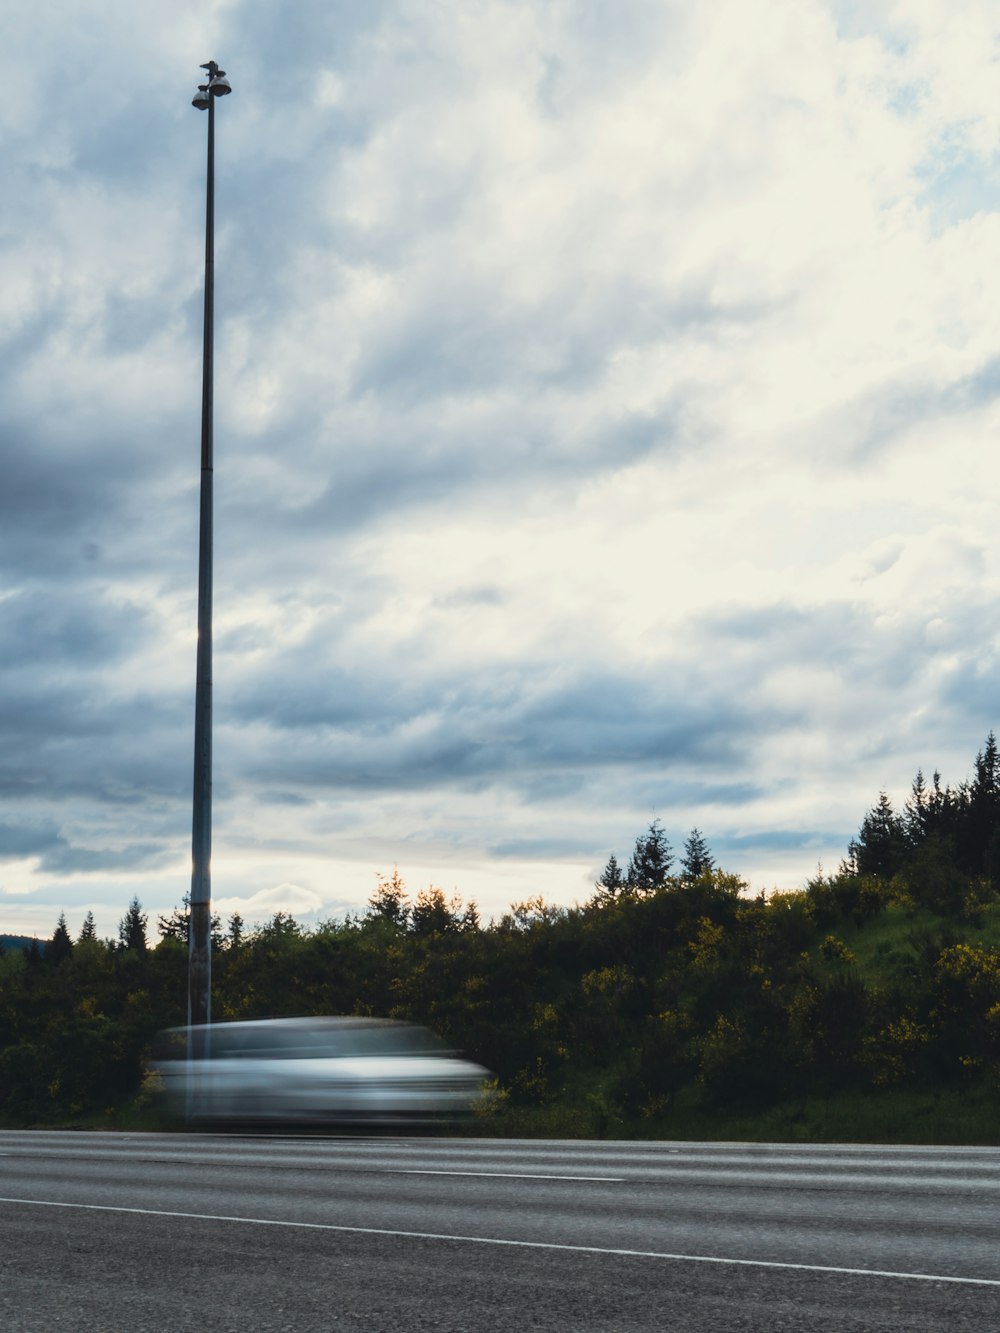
[189,61,232,1032]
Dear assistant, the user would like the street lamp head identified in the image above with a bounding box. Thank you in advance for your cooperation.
[192,61,232,108]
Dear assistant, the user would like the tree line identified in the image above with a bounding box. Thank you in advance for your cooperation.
[846,732,1000,915]
[2,736,1000,1132]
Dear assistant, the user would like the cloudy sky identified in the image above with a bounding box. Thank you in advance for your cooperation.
[3,0,1000,939]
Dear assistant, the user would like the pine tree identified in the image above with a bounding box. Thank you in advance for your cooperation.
[926,770,955,841]
[967,731,1000,878]
[410,886,461,935]
[904,769,929,847]
[368,868,410,927]
[226,913,244,950]
[977,731,999,795]
[78,910,97,943]
[157,896,191,944]
[25,937,43,974]
[47,912,73,965]
[626,820,673,893]
[849,792,906,880]
[118,896,148,953]
[595,852,625,900]
[680,828,715,882]
[460,901,481,932]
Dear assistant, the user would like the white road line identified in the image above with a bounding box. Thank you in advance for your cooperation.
[390,1170,624,1181]
[0,1196,997,1287]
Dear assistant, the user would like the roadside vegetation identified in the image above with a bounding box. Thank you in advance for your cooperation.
[4,736,1000,1143]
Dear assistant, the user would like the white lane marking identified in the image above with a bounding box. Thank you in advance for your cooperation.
[0,1196,997,1287]
[390,1170,624,1181]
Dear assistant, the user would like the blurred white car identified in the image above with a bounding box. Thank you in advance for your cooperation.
[152,1016,491,1126]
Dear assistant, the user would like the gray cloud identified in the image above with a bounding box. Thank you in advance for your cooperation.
[840,355,1000,462]
[725,829,846,853]
[0,821,64,861]
[38,840,173,876]
[490,836,601,860]
[0,819,170,877]
[223,654,778,807]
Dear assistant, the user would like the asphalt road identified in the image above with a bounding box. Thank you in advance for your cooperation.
[1,1132,999,1331]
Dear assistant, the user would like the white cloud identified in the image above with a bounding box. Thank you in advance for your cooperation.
[213,883,326,924]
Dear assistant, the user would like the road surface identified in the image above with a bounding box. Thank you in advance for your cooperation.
[1,1132,999,1330]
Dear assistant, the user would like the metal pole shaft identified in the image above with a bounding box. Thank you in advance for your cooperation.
[189,89,215,1030]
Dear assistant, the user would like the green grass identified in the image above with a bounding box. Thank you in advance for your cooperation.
[10,1077,998,1146]
[644,1083,999,1145]
[813,900,1000,980]
[468,1082,1000,1145]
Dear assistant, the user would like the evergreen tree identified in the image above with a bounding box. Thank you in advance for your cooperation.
[680,828,715,882]
[24,937,43,973]
[626,820,673,893]
[156,896,221,948]
[849,792,906,880]
[368,868,410,927]
[925,770,956,842]
[594,852,625,900]
[410,886,462,935]
[118,896,148,953]
[157,897,191,944]
[967,731,1000,878]
[976,731,999,794]
[47,913,73,966]
[904,769,929,847]
[460,901,481,932]
[226,913,244,950]
[78,911,97,944]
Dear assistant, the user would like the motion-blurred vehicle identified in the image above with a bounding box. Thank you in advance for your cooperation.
[151,1016,491,1126]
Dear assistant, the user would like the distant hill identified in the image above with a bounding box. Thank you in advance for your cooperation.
[0,934,43,953]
